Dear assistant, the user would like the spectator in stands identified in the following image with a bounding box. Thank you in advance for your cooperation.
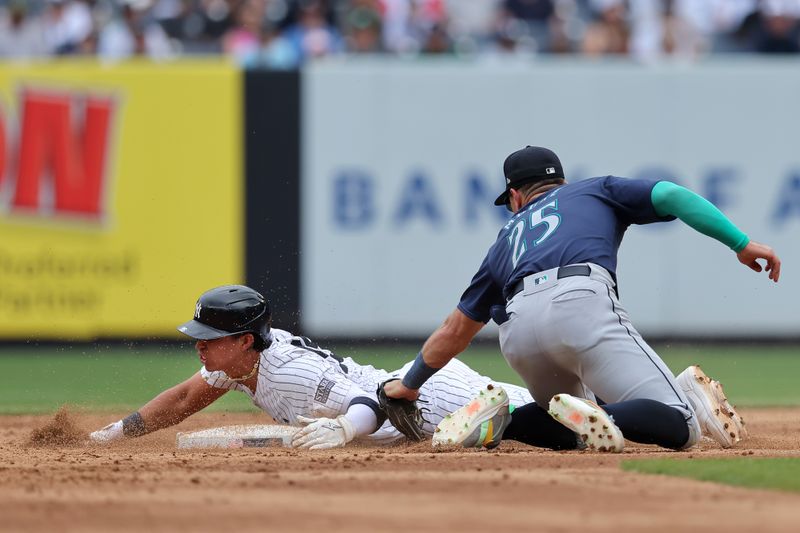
[581,0,629,56]
[502,0,556,52]
[192,0,236,44]
[381,0,421,54]
[485,9,540,57]
[420,21,452,53]
[626,0,692,62]
[672,0,756,55]
[445,0,502,54]
[98,0,174,60]
[154,0,206,47]
[0,0,798,61]
[380,0,444,55]
[258,21,300,67]
[0,1,49,59]
[222,0,264,62]
[754,0,800,53]
[43,0,95,54]
[283,0,343,60]
[343,2,384,54]
[488,17,524,55]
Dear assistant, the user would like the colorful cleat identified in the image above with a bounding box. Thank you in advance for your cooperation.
[676,365,744,448]
[432,384,511,449]
[547,394,624,453]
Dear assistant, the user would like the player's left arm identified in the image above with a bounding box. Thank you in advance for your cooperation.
[651,181,781,282]
[383,308,484,401]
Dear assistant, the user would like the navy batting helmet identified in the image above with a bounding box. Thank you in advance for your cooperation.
[177,285,271,349]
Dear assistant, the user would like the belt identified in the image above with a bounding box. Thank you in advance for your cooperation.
[507,264,591,301]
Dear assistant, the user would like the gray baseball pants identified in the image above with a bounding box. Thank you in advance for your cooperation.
[498,263,701,448]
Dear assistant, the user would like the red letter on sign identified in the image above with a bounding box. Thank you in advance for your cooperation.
[14,89,114,217]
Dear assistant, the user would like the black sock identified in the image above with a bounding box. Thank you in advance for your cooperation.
[503,403,579,450]
[603,399,689,450]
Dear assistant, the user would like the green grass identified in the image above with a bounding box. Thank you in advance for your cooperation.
[622,457,800,494]
[0,346,258,414]
[0,343,798,414]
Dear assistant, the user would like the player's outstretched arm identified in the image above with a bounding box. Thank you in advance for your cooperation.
[651,181,780,282]
[737,240,781,282]
[89,372,227,443]
[423,308,485,367]
[384,308,484,401]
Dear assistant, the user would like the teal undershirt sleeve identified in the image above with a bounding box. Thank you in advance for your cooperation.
[650,181,749,253]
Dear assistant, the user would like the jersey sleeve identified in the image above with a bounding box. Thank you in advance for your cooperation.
[457,253,504,324]
[271,357,376,420]
[600,176,677,225]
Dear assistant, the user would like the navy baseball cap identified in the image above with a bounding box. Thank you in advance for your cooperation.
[494,146,564,206]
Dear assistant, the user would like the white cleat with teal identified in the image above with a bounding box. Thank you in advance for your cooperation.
[433,384,511,449]
[548,394,624,453]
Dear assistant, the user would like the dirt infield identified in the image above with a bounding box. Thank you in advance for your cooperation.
[1,408,799,533]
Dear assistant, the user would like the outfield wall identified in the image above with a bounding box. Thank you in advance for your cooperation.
[300,60,800,338]
[0,61,244,339]
[1,59,797,341]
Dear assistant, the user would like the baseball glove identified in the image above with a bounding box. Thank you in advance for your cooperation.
[376,379,425,441]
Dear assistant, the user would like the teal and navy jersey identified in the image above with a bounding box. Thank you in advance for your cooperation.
[458,176,675,324]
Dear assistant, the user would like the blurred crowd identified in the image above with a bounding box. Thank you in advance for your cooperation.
[1,0,800,66]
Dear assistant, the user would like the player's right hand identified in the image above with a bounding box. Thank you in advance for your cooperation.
[290,415,355,450]
[89,420,124,444]
[737,241,781,282]
[381,379,419,401]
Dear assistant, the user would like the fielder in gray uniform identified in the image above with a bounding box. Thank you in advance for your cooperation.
[88,285,534,449]
[387,145,779,453]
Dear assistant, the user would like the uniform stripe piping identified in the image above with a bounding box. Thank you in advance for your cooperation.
[603,284,691,419]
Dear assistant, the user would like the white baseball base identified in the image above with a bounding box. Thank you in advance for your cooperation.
[176,424,296,449]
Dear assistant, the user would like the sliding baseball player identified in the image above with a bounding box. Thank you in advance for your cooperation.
[91,285,742,450]
[89,285,534,449]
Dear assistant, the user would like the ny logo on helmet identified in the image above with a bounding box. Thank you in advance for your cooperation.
[195,302,202,319]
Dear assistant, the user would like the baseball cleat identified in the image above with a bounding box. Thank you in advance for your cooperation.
[713,379,748,439]
[548,394,624,453]
[432,384,511,449]
[676,365,744,448]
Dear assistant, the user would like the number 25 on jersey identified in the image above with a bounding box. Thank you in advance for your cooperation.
[507,200,561,268]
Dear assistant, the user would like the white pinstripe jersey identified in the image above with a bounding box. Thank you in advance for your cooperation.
[201,328,534,443]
